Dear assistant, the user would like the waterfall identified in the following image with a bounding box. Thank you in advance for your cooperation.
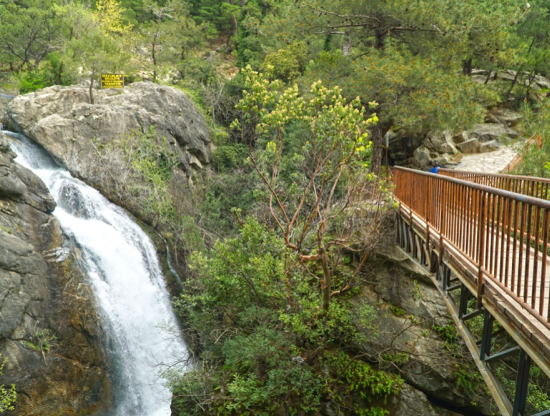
[6,132,188,415]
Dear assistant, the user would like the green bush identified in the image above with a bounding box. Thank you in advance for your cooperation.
[262,41,307,82]
[0,356,16,413]
[15,70,50,94]
[518,101,550,178]
[169,218,400,415]
[211,143,248,172]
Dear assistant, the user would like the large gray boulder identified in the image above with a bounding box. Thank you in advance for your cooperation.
[468,123,518,142]
[412,146,432,168]
[479,140,501,153]
[387,131,424,165]
[0,136,26,197]
[456,139,479,154]
[383,384,462,416]
[486,108,522,127]
[424,131,457,154]
[7,83,211,183]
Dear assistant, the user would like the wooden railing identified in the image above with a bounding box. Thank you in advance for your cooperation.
[394,167,550,330]
[439,169,550,200]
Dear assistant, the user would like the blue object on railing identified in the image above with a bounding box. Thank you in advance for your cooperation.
[430,166,441,174]
[0,94,14,99]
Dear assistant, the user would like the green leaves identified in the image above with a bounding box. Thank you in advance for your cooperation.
[302,47,498,134]
[0,356,16,413]
[262,41,308,82]
[0,0,62,70]
[518,101,550,178]
[171,217,398,414]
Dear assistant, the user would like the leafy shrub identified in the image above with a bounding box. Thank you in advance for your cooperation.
[211,143,248,172]
[0,356,16,413]
[13,71,50,94]
[518,101,550,178]
[262,41,307,82]
[170,218,400,414]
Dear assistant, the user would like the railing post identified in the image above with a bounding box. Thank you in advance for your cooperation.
[425,176,431,266]
[479,309,494,360]
[458,283,469,319]
[477,190,487,308]
[512,349,531,416]
[438,180,447,282]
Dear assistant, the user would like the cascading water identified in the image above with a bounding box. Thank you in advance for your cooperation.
[5,131,188,415]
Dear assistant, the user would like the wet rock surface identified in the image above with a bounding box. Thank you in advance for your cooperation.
[382,383,463,416]
[354,230,496,415]
[0,88,15,127]
[0,131,111,415]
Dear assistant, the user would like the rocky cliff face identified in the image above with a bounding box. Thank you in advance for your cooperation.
[7,82,211,183]
[0,131,111,415]
[388,117,522,171]
[356,229,495,415]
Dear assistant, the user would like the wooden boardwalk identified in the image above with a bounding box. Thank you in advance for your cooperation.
[394,167,550,416]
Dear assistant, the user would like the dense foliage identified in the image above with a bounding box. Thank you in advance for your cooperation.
[517,102,550,177]
[4,0,550,414]
[0,356,15,413]
[170,217,400,415]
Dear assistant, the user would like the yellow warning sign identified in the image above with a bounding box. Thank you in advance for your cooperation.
[101,74,124,89]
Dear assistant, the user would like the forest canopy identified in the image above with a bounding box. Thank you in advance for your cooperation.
[1,0,545,173]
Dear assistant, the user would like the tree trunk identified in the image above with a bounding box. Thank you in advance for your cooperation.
[506,64,524,100]
[342,31,351,56]
[321,253,331,311]
[226,0,238,36]
[375,29,385,49]
[89,71,95,105]
[231,15,238,36]
[152,41,157,83]
[508,38,535,100]
[462,58,472,76]
[369,122,390,177]
[526,69,538,97]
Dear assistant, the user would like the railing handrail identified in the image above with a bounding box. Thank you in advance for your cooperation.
[395,167,550,415]
[395,166,550,210]
[439,168,550,185]
[394,166,550,333]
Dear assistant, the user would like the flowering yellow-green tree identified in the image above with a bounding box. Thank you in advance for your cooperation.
[232,66,388,311]
[94,0,133,36]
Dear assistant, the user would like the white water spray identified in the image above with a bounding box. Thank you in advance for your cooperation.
[7,132,188,415]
